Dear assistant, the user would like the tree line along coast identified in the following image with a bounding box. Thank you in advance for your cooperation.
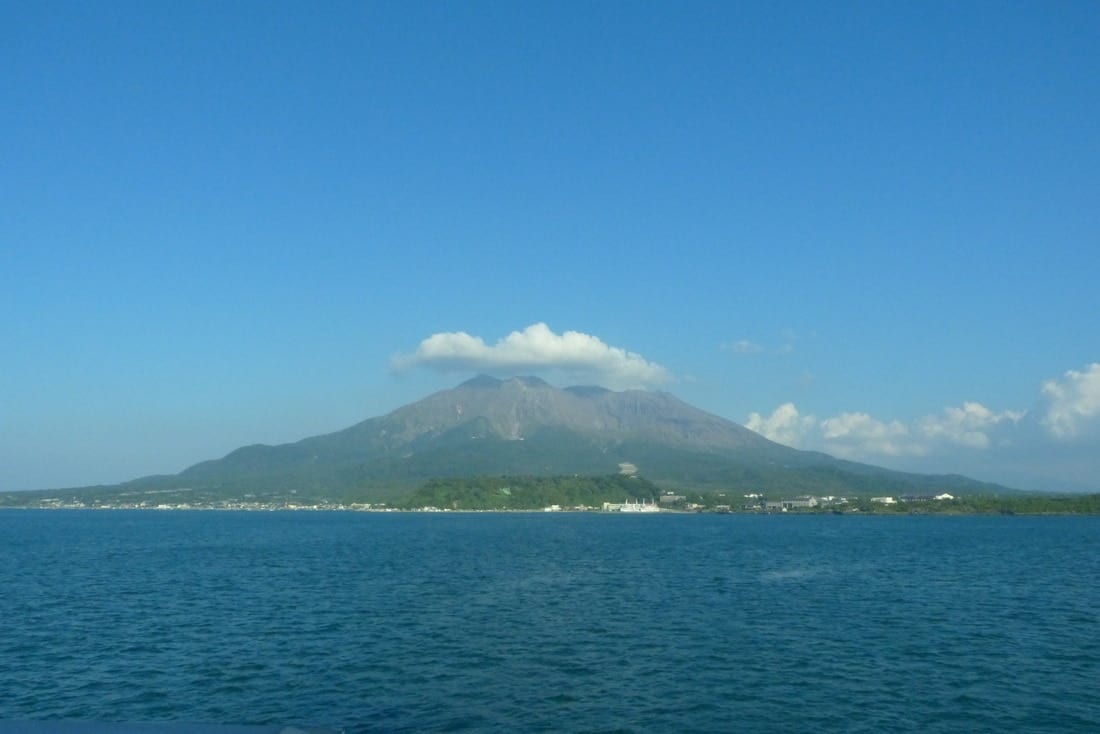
[2,474,1097,514]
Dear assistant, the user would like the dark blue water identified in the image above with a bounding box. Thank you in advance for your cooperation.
[1,511,1097,733]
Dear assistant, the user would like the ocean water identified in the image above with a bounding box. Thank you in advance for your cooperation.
[1,510,1097,733]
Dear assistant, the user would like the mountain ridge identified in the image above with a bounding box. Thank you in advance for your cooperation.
[15,375,1013,502]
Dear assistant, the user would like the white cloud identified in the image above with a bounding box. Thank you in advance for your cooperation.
[748,404,928,455]
[747,403,924,457]
[742,363,1099,490]
[919,402,1024,449]
[1040,362,1100,439]
[746,403,817,447]
[725,339,764,355]
[393,323,670,389]
[747,399,1026,459]
[821,412,921,458]
[723,337,796,356]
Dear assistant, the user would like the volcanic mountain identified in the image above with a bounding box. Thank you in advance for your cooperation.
[91,374,1003,503]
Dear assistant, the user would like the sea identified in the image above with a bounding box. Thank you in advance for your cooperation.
[1,510,1097,733]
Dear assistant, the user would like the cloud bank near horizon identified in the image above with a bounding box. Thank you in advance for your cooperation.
[745,362,1099,488]
[1040,363,1100,439]
[393,323,671,389]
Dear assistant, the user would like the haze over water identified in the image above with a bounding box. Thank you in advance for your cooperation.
[2,511,1097,733]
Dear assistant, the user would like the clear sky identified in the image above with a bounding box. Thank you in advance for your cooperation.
[3,1,1098,492]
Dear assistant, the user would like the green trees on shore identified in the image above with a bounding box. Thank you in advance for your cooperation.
[402,474,664,510]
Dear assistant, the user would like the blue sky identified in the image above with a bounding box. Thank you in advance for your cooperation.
[3,1,1098,492]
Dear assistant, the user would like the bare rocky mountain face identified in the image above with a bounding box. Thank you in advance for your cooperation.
[160,375,1003,502]
[352,375,775,451]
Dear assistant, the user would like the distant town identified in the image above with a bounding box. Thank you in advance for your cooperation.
[6,488,1097,515]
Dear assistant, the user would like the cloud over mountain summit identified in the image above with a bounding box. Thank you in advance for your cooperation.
[394,323,671,389]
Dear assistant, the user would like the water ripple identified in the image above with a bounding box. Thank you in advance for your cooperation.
[1,511,1097,733]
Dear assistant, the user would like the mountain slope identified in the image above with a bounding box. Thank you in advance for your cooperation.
[161,375,1004,500]
[39,375,1009,503]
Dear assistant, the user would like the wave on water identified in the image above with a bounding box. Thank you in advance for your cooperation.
[1,511,1097,734]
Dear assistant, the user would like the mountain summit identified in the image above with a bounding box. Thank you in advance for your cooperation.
[159,375,1002,501]
[358,374,774,449]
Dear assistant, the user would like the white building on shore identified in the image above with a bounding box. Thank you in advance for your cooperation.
[603,499,660,512]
